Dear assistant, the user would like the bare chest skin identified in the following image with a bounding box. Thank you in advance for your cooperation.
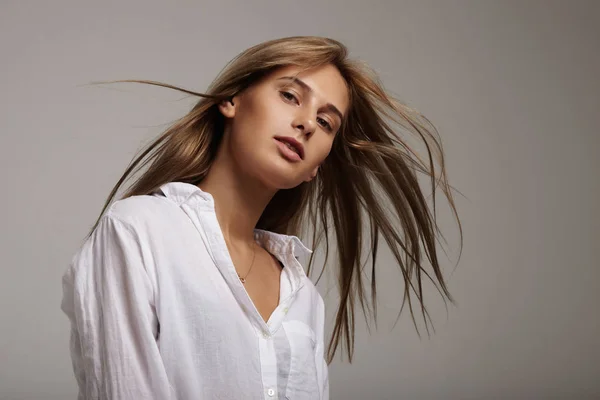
[230,247,283,322]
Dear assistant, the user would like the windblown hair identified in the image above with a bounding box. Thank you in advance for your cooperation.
[89,36,463,363]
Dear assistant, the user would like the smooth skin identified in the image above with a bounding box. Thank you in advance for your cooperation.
[198,64,349,321]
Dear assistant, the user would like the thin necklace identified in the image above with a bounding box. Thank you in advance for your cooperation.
[238,243,257,284]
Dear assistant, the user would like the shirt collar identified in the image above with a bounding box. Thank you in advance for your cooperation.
[156,181,313,260]
[157,181,313,332]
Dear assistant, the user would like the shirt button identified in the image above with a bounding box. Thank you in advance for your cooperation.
[283,307,289,313]
[267,388,276,397]
[262,331,270,339]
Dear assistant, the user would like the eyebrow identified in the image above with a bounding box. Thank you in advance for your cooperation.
[276,76,345,123]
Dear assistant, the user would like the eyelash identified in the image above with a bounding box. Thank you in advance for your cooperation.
[280,91,334,132]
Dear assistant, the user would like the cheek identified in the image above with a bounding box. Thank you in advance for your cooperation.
[307,139,334,167]
[238,100,288,140]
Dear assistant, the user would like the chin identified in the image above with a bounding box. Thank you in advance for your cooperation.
[259,161,306,190]
[267,174,305,191]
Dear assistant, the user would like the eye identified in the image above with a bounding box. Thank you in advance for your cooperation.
[317,117,333,131]
[280,91,298,104]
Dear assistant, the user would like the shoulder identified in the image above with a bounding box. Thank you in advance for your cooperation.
[287,276,327,340]
[72,194,179,266]
[95,192,193,242]
[63,196,162,283]
[299,275,326,314]
[79,193,175,255]
[105,193,177,227]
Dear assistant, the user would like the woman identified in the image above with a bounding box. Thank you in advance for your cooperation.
[61,36,462,399]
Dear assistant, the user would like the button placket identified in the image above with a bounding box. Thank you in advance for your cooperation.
[258,327,278,400]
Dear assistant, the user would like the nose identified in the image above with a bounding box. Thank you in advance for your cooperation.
[293,111,317,138]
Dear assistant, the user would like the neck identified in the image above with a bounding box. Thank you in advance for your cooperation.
[197,141,277,249]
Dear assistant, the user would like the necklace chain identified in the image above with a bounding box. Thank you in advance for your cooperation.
[237,242,257,284]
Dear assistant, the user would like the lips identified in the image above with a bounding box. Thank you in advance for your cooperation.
[274,136,304,160]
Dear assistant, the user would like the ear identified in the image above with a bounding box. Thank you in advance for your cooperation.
[218,97,236,118]
[304,164,320,183]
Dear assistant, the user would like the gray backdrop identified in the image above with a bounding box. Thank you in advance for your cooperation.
[1,1,598,399]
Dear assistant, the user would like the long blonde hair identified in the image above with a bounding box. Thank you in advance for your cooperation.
[89,36,463,363]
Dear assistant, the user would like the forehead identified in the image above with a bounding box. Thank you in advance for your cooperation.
[268,64,350,116]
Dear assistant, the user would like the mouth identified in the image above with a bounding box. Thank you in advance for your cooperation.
[273,136,305,160]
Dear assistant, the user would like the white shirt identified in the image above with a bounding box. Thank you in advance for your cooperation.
[61,182,329,400]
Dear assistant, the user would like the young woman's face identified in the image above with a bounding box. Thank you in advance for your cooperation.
[219,64,350,190]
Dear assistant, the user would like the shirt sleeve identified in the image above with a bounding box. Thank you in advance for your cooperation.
[314,295,329,400]
[60,213,174,400]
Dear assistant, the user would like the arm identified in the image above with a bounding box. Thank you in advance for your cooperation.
[61,214,173,399]
[314,295,329,400]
